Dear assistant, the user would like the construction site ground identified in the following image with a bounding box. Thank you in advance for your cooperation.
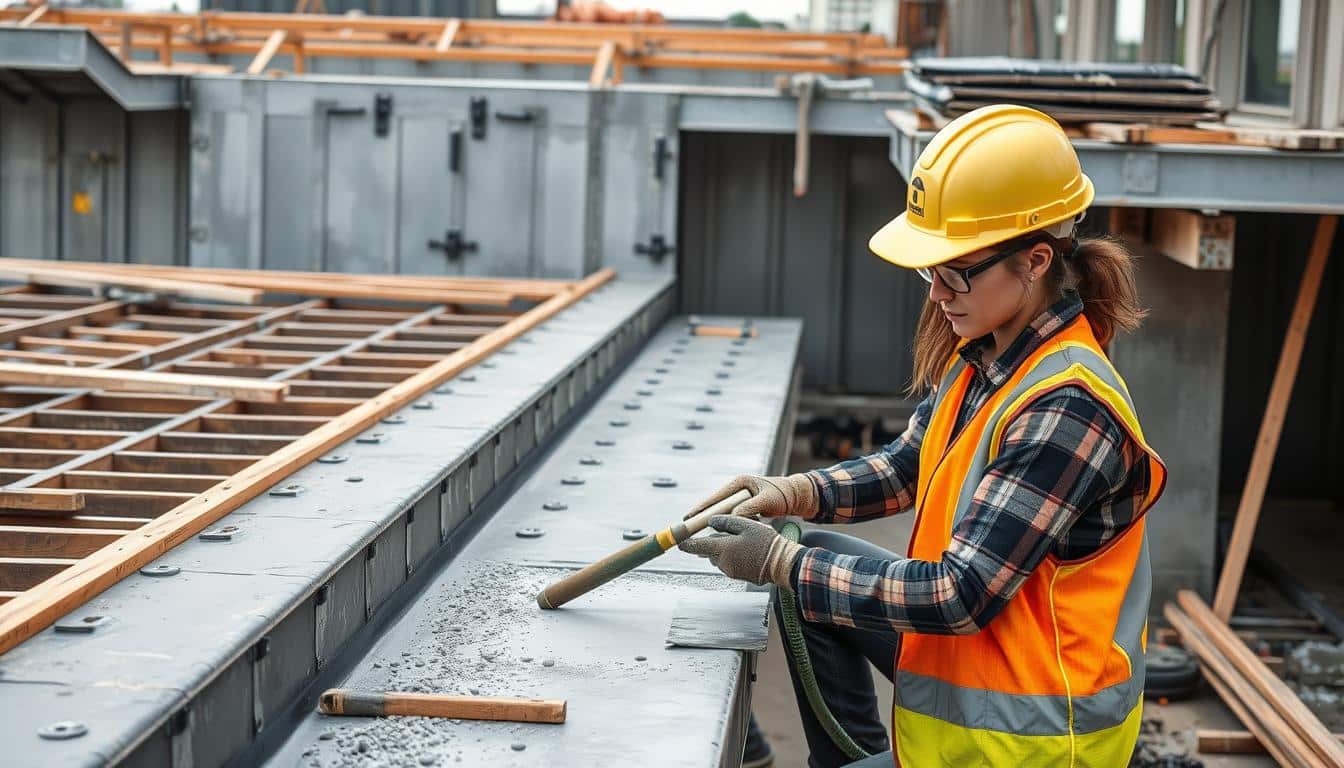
[750,440,1294,768]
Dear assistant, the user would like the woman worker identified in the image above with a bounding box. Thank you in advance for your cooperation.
[680,104,1168,768]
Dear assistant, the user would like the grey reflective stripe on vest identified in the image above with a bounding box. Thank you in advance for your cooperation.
[903,340,1150,736]
[894,668,1144,736]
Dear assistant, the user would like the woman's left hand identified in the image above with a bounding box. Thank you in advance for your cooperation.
[678,515,803,587]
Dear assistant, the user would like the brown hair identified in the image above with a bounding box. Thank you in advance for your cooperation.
[908,234,1147,393]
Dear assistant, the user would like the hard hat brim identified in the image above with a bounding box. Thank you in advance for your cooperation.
[868,212,1023,270]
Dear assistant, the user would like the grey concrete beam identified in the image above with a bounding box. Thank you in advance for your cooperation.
[889,120,1344,214]
[0,28,182,111]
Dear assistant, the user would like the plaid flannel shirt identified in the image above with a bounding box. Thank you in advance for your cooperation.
[792,294,1153,635]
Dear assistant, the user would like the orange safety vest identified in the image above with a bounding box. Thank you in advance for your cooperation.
[892,315,1168,767]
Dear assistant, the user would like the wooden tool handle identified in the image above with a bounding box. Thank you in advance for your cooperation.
[319,689,566,724]
[535,489,750,610]
[690,324,758,338]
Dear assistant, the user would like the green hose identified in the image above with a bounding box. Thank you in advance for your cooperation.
[776,521,871,761]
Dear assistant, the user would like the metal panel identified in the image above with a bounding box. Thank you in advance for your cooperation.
[0,28,183,111]
[396,114,463,275]
[322,105,397,274]
[262,114,317,271]
[679,132,922,394]
[0,94,59,262]
[62,99,126,263]
[126,110,186,266]
[461,104,543,276]
[193,109,253,268]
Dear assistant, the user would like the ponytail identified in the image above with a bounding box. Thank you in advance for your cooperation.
[1064,236,1147,347]
[907,233,1147,394]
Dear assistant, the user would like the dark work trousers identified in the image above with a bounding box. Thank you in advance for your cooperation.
[767,528,902,768]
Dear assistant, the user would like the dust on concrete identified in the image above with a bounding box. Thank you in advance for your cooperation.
[295,561,736,767]
[1285,641,1344,731]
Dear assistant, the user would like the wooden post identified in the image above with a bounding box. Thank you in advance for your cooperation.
[1212,215,1337,620]
[158,24,173,66]
[589,40,615,88]
[435,18,460,52]
[118,22,133,62]
[17,4,48,27]
[291,34,305,74]
[248,29,288,75]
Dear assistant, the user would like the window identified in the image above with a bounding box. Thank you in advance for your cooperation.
[1113,0,1145,62]
[1242,0,1300,108]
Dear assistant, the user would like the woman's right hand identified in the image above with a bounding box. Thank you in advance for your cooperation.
[683,474,819,521]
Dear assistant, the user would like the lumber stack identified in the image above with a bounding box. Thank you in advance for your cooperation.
[1165,590,1344,767]
[904,57,1223,126]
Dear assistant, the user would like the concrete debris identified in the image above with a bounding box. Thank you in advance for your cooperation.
[1129,717,1202,768]
[1285,641,1344,687]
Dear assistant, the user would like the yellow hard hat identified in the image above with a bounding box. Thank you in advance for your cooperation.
[869,104,1094,270]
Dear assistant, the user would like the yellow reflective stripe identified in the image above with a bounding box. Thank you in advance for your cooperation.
[987,359,1156,464]
[655,528,676,550]
[894,699,1143,768]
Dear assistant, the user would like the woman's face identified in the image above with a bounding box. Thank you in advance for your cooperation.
[927,243,1052,340]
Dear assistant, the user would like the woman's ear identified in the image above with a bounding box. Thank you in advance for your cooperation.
[1027,242,1054,280]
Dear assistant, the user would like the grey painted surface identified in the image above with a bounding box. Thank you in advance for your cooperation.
[889,120,1344,215]
[0,92,186,264]
[266,316,802,767]
[0,28,183,111]
[1109,248,1232,610]
[0,274,675,768]
[679,131,925,394]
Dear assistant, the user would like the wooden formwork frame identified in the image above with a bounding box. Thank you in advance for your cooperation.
[0,8,910,80]
[0,265,614,655]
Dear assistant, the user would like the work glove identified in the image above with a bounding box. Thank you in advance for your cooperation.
[684,473,819,521]
[678,515,804,587]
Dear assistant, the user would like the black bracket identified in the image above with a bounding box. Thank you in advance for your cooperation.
[429,229,478,260]
[653,135,673,180]
[635,234,675,263]
[469,97,488,140]
[374,93,392,138]
[449,127,463,173]
[495,108,536,123]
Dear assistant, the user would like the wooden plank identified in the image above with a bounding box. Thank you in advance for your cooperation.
[1164,602,1319,768]
[0,428,131,451]
[171,362,288,378]
[0,471,30,485]
[244,335,349,351]
[287,380,392,398]
[274,321,386,338]
[17,4,48,26]
[210,348,317,365]
[1149,210,1235,270]
[113,451,262,475]
[68,326,185,345]
[0,349,107,366]
[61,471,225,493]
[0,449,84,470]
[160,302,271,320]
[589,40,615,88]
[366,340,467,354]
[32,410,169,431]
[241,397,362,417]
[0,558,77,591]
[435,18,459,52]
[1084,121,1236,145]
[0,362,289,403]
[309,365,413,383]
[0,294,100,309]
[18,336,150,357]
[0,489,85,512]
[124,314,228,332]
[1178,591,1344,765]
[200,414,324,436]
[1213,215,1337,619]
[1197,729,1344,755]
[0,265,261,305]
[248,29,288,75]
[0,526,127,558]
[299,308,416,324]
[76,393,208,414]
[341,352,438,368]
[0,268,614,654]
[0,301,125,346]
[1198,122,1344,151]
[0,514,150,530]
[157,432,293,455]
[395,326,495,341]
[76,490,197,517]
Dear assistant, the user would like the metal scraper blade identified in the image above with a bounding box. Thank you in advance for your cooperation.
[666,590,771,651]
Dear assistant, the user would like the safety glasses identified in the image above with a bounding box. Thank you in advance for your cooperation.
[915,239,1038,294]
